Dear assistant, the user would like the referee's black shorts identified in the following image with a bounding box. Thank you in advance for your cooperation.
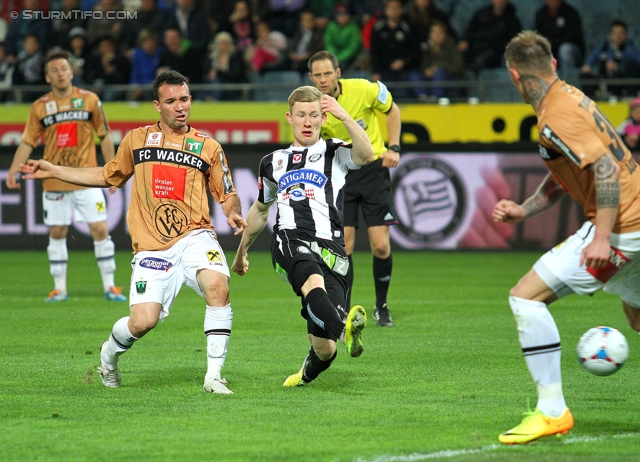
[344,158,397,229]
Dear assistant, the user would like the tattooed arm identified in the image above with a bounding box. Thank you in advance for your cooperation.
[580,153,620,268]
[492,173,566,224]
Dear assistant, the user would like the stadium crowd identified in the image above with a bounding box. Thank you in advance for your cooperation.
[1,0,640,102]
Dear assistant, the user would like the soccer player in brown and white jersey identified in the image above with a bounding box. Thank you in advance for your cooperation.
[19,70,248,394]
[492,31,640,444]
[6,51,126,303]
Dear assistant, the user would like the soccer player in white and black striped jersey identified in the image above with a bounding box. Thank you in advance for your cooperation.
[231,86,374,387]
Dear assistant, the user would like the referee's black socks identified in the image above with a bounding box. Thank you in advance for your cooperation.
[373,254,393,308]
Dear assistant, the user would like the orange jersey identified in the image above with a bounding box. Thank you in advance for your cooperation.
[22,87,110,192]
[103,124,237,253]
[537,79,640,234]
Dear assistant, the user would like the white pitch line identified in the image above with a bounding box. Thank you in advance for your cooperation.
[357,432,640,462]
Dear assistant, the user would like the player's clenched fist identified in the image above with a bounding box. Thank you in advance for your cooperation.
[492,199,527,224]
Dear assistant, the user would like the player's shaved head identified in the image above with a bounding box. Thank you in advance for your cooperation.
[505,31,555,76]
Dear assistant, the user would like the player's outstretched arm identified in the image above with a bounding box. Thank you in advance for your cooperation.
[494,172,566,224]
[320,94,374,166]
[19,159,109,187]
[231,200,271,276]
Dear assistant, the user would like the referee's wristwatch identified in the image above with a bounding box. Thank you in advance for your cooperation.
[388,144,401,153]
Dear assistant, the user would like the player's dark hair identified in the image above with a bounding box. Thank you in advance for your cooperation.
[308,50,339,72]
[153,70,189,101]
[44,50,71,73]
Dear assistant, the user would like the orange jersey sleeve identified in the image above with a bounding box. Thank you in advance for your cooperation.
[537,80,640,233]
[104,124,237,253]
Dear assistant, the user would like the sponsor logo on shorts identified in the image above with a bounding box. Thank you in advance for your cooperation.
[390,157,466,248]
[146,132,163,147]
[136,280,147,294]
[95,201,106,213]
[45,192,65,201]
[139,257,173,271]
[296,246,311,254]
[207,250,222,265]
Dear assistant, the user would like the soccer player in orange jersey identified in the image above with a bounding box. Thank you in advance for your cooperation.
[493,31,640,444]
[19,71,247,394]
[6,51,125,303]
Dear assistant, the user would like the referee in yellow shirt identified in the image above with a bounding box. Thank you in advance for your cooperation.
[308,51,401,327]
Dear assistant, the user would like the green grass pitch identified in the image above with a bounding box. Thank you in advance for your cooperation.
[1,250,640,461]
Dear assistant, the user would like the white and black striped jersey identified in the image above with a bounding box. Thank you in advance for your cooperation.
[257,137,360,240]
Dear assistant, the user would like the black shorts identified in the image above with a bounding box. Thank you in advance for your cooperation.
[271,229,349,340]
[344,158,397,229]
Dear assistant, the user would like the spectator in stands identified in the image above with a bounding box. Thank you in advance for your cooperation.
[289,10,325,74]
[406,0,454,44]
[268,0,308,38]
[51,0,87,49]
[129,29,162,101]
[158,28,203,84]
[416,20,463,100]
[247,20,288,73]
[86,0,125,49]
[88,35,130,101]
[122,0,166,56]
[5,0,51,61]
[457,0,521,75]
[13,34,45,101]
[66,27,91,85]
[218,0,256,53]
[534,0,584,70]
[617,97,640,150]
[166,0,210,52]
[0,41,14,101]
[324,3,362,72]
[308,0,334,31]
[201,31,248,101]
[370,0,421,98]
[580,20,640,97]
[207,1,234,38]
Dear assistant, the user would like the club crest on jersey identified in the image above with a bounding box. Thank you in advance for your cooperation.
[278,168,327,192]
[308,154,321,162]
[146,132,163,147]
[45,101,57,115]
[293,153,302,163]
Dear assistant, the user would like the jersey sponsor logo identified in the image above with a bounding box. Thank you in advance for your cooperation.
[296,246,311,254]
[133,147,210,173]
[390,157,465,247]
[219,150,235,195]
[41,110,91,128]
[377,81,389,105]
[541,125,580,165]
[165,141,182,148]
[194,132,209,138]
[278,168,328,192]
[45,101,57,115]
[308,154,321,162]
[258,176,263,190]
[283,188,315,201]
[185,138,203,155]
[56,122,78,147]
[152,164,186,200]
[538,144,550,160]
[71,98,84,109]
[293,153,302,163]
[153,203,189,241]
[146,132,163,147]
[275,159,284,171]
[139,257,173,271]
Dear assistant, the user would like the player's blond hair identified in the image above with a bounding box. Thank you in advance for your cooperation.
[288,86,322,110]
[504,31,555,75]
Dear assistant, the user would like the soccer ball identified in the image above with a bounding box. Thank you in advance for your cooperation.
[577,326,629,376]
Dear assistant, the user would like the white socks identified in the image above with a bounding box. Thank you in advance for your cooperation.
[101,316,138,370]
[509,296,567,417]
[47,237,68,293]
[204,304,233,379]
[94,238,117,292]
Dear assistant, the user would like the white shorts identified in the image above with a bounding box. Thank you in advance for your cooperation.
[129,230,230,319]
[43,189,108,226]
[534,221,640,307]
